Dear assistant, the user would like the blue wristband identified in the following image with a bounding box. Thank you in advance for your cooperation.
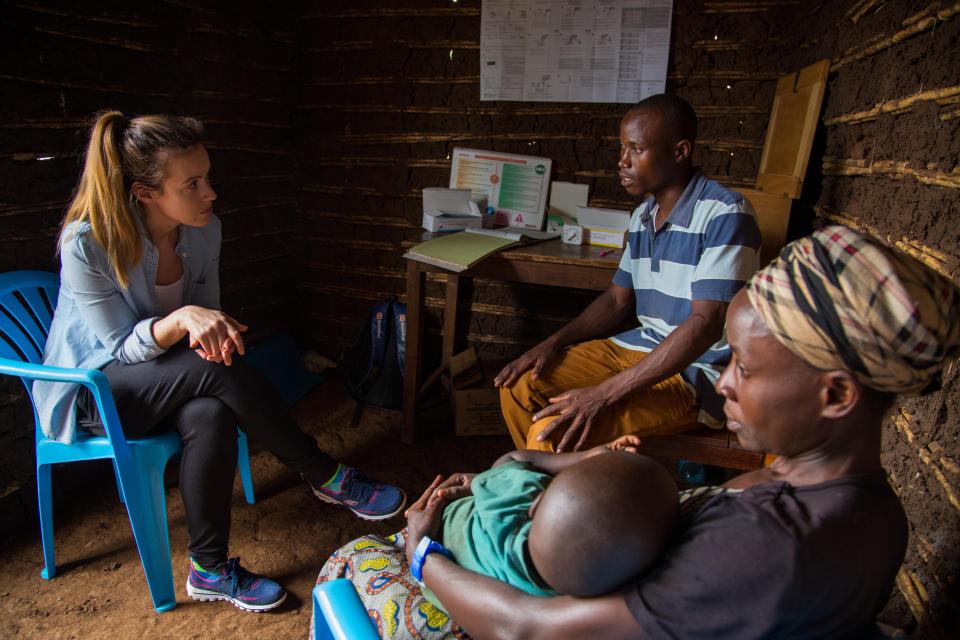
[410,535,452,586]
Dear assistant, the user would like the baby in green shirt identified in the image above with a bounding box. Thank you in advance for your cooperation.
[421,439,678,612]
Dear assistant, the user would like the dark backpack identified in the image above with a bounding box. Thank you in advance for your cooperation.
[343,300,407,417]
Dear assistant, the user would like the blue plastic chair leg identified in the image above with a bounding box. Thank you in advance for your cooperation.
[312,580,379,640]
[36,463,56,580]
[112,460,126,504]
[236,430,255,505]
[119,448,177,613]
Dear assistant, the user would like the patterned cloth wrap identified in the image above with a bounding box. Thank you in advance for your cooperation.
[748,225,960,394]
[315,528,472,640]
[314,488,729,640]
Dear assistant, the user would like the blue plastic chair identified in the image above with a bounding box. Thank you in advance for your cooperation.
[312,580,379,640]
[0,271,256,613]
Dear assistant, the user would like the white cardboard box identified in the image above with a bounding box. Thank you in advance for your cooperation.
[584,228,626,248]
[421,188,492,231]
[449,148,552,230]
[576,206,632,248]
[422,210,484,232]
[454,384,508,437]
[549,181,589,219]
[423,187,473,214]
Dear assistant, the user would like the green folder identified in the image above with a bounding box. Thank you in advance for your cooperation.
[403,230,519,272]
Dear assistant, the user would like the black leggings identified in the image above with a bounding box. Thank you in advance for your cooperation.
[78,346,337,569]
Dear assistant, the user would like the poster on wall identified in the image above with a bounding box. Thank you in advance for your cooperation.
[480,0,673,103]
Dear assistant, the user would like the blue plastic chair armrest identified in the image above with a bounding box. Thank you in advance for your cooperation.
[0,358,105,387]
[312,580,379,640]
[2,358,134,471]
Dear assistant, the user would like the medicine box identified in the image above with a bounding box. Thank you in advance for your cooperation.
[422,188,492,232]
[576,206,632,248]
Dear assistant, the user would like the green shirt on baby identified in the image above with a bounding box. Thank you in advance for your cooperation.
[421,460,557,613]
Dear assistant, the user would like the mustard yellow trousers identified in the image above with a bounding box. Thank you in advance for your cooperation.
[500,339,700,451]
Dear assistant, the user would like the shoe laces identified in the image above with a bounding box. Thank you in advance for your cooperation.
[337,468,378,504]
[222,557,257,594]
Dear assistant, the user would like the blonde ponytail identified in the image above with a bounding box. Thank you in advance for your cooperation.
[62,111,141,288]
[61,111,205,288]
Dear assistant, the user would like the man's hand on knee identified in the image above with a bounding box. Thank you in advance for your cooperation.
[532,384,611,452]
[494,340,562,388]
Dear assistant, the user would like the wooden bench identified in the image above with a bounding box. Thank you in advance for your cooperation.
[635,425,764,471]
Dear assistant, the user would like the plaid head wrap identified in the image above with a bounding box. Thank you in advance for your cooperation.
[746,226,960,395]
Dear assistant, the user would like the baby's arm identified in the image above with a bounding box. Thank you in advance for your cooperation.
[492,449,594,474]
[492,435,641,474]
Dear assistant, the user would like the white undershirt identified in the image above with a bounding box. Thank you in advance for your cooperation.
[155,273,184,316]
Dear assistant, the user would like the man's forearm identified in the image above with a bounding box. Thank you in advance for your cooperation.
[603,301,726,404]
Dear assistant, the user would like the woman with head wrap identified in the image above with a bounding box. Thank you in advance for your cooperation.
[724,225,959,482]
[329,226,960,639]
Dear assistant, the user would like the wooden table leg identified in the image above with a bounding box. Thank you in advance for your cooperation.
[441,273,461,365]
[402,261,425,444]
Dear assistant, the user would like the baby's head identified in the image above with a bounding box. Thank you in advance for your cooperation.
[527,451,678,597]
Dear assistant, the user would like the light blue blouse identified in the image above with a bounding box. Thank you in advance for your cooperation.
[36,215,222,443]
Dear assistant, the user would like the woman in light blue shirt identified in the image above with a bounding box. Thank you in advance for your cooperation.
[39,111,406,612]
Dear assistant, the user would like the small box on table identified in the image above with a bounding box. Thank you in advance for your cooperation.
[576,206,632,249]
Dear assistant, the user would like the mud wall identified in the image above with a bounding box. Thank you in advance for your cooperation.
[0,1,299,528]
[777,1,960,636]
[291,0,794,360]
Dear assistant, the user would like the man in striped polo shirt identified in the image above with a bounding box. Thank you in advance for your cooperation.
[495,94,761,452]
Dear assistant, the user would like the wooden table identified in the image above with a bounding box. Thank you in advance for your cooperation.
[401,234,619,443]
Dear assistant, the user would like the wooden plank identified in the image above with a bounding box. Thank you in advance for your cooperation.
[823,85,960,127]
[735,188,791,265]
[637,427,764,470]
[756,59,830,198]
[831,2,960,71]
[442,274,461,365]
[821,158,960,189]
[402,261,426,444]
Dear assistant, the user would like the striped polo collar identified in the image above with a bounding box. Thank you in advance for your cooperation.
[640,168,706,230]
[662,168,706,229]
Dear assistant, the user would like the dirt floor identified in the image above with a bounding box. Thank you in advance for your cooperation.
[0,376,512,639]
